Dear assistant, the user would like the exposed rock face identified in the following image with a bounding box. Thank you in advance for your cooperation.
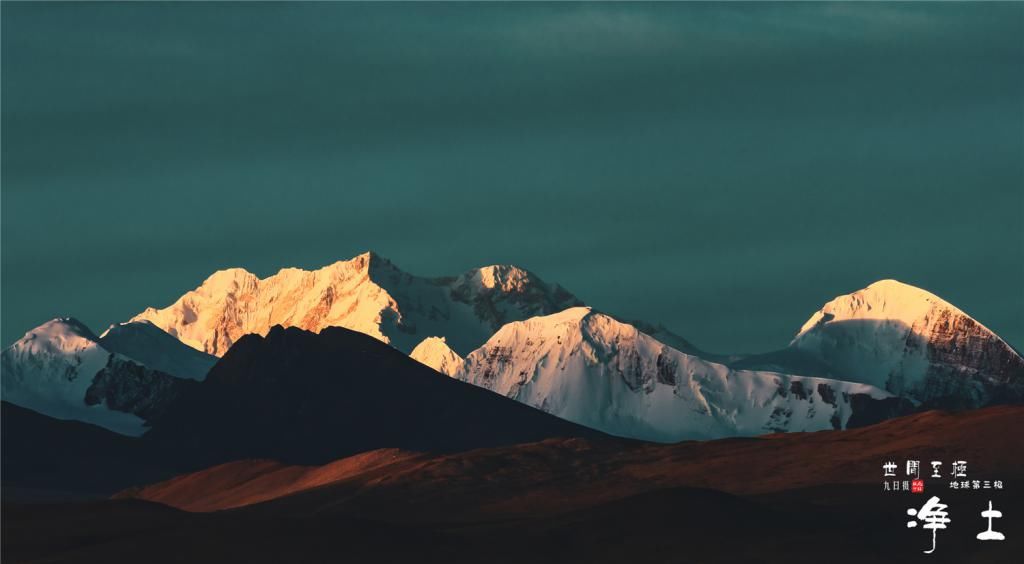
[130,252,582,357]
[454,307,893,442]
[85,356,197,421]
[790,279,1024,408]
[447,264,583,331]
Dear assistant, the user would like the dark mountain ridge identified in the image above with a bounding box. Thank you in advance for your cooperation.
[141,324,604,470]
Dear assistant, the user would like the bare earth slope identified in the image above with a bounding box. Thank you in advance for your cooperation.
[125,405,1023,514]
[5,406,1020,564]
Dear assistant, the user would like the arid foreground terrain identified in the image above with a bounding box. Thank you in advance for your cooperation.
[4,405,1020,564]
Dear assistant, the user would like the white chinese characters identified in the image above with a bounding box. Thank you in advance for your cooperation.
[976,501,1005,542]
[903,497,1009,554]
[951,460,968,478]
[907,496,951,554]
[907,460,921,479]
[883,460,898,477]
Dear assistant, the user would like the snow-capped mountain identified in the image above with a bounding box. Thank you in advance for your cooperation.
[130,251,582,357]
[410,336,464,376]
[2,319,147,435]
[8,270,1017,443]
[1,318,203,435]
[454,307,897,442]
[788,279,1024,408]
[99,320,217,381]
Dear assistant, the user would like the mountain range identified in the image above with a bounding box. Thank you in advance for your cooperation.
[3,251,1022,563]
[130,251,581,356]
[2,252,1021,443]
[453,307,902,441]
[3,323,601,497]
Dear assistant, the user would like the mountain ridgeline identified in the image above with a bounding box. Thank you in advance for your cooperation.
[130,251,582,357]
[452,307,911,441]
[2,252,1021,445]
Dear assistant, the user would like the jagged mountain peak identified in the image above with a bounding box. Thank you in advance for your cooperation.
[187,252,396,296]
[129,253,581,357]
[455,264,534,292]
[452,263,579,300]
[323,250,389,275]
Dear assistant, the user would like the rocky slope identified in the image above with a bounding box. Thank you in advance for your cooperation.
[130,251,582,356]
[454,307,899,442]
[85,356,197,421]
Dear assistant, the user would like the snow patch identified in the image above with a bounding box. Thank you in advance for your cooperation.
[410,336,464,376]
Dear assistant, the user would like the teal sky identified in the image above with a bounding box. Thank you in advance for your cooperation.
[3,2,1022,353]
